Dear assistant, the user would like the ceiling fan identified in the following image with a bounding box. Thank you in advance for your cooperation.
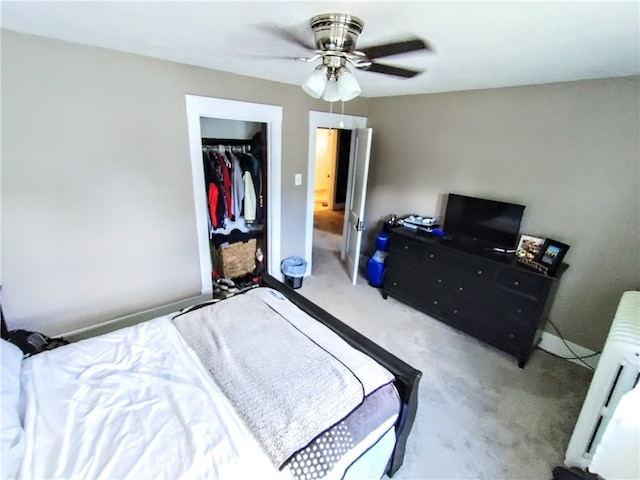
[276,13,433,101]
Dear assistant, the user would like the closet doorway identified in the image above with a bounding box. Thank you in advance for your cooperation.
[305,111,368,280]
[185,95,283,294]
[200,118,267,290]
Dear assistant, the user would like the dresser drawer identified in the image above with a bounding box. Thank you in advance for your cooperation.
[440,297,479,331]
[485,317,534,356]
[419,265,464,290]
[412,289,447,318]
[454,280,542,324]
[448,254,496,279]
[385,265,428,301]
[444,297,533,355]
[420,243,450,262]
[385,268,447,317]
[389,235,425,258]
[495,266,550,300]
[498,294,541,325]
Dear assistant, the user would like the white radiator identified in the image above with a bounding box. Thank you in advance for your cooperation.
[564,290,640,470]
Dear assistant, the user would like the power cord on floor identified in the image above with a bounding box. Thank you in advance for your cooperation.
[538,317,601,371]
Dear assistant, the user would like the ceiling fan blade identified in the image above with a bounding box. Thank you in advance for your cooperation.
[242,54,309,61]
[257,23,316,51]
[358,38,431,60]
[360,62,423,78]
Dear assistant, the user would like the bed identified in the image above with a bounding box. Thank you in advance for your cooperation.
[1,274,421,479]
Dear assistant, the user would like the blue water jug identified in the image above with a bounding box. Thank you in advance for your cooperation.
[375,232,390,252]
[366,250,388,287]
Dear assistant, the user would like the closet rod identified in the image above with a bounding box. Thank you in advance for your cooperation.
[201,138,252,147]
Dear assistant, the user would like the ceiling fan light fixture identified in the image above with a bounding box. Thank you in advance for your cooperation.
[302,65,329,99]
[302,65,361,102]
[336,68,361,101]
[321,78,341,102]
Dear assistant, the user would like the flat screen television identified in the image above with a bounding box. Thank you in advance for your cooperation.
[443,193,525,249]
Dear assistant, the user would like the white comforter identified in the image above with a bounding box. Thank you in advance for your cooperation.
[18,310,398,480]
[19,316,296,480]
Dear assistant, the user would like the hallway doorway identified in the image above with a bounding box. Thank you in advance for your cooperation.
[313,128,350,236]
[305,112,368,276]
[312,127,348,274]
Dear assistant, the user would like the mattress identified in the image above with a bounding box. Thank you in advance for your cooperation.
[18,305,399,479]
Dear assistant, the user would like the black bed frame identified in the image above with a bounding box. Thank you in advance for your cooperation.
[260,274,422,477]
[1,307,7,340]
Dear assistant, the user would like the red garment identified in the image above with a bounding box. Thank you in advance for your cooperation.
[208,183,219,228]
[217,153,233,220]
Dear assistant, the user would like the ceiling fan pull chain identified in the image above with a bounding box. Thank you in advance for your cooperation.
[328,100,335,131]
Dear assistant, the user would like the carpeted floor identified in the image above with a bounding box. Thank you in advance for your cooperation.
[314,205,345,236]
[301,229,594,480]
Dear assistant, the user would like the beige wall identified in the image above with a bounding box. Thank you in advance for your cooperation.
[364,77,640,350]
[0,30,368,335]
[2,30,638,351]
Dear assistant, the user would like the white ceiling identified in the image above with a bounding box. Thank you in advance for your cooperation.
[2,1,639,98]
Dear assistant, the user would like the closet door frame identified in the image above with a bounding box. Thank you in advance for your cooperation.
[185,95,283,294]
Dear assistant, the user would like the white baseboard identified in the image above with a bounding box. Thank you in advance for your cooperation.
[61,293,211,342]
[539,332,600,370]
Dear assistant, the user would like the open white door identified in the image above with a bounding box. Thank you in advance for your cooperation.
[343,128,373,285]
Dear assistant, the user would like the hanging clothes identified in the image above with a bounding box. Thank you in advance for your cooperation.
[202,141,263,230]
[239,153,263,224]
[207,183,220,229]
[203,150,226,229]
[216,152,233,221]
[243,171,257,223]
[228,151,245,223]
[215,154,227,228]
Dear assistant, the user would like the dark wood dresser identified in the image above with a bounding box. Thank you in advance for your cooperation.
[382,227,562,367]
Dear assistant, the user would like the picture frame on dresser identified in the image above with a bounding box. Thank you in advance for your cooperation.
[515,234,545,260]
[536,238,570,275]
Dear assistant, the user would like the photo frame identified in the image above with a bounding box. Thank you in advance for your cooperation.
[536,238,570,274]
[515,234,546,261]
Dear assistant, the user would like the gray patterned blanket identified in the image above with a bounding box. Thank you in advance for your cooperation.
[172,288,394,469]
[286,383,400,480]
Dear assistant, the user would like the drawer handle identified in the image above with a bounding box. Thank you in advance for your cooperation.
[453,309,459,314]
[509,333,515,339]
[429,253,434,258]
[437,278,443,283]
[458,286,464,291]
[516,308,522,314]
[433,300,438,305]
[514,281,520,286]
[393,282,398,286]
[403,245,409,250]
[477,270,483,275]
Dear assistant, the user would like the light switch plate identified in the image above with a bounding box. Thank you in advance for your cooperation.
[294,174,302,186]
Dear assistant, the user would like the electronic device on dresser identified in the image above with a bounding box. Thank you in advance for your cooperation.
[382,193,563,368]
[443,193,525,252]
